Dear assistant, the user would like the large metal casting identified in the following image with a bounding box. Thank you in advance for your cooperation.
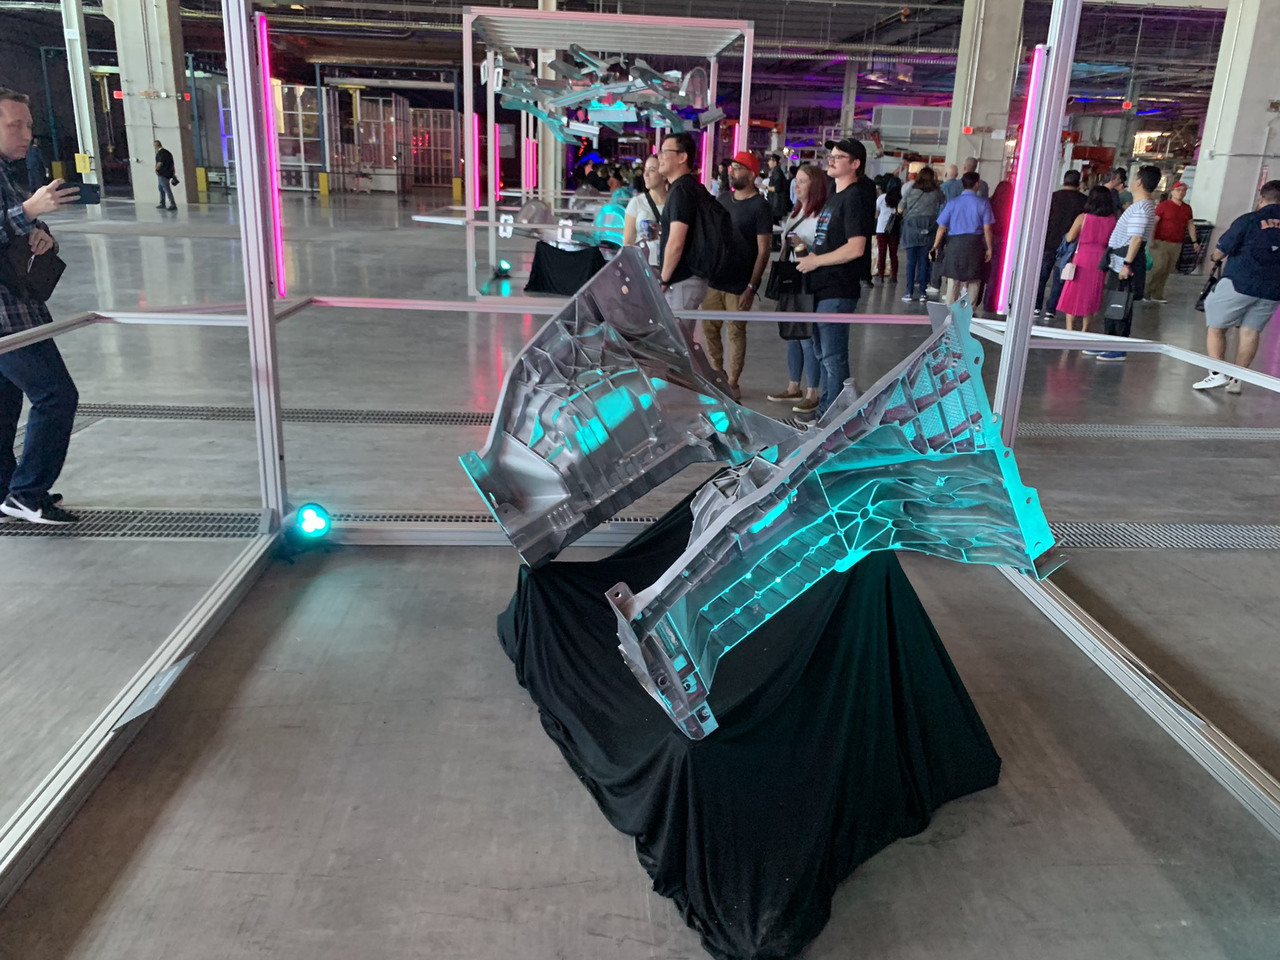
[606,303,1057,739]
[464,249,1057,738]
[460,247,799,567]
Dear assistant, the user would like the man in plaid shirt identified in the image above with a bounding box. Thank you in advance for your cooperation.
[0,88,82,525]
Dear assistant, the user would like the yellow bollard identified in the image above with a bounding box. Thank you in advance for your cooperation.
[318,171,329,197]
[196,167,208,193]
[452,177,463,204]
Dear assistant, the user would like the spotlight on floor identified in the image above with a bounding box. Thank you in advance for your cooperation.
[279,502,333,557]
[494,259,512,278]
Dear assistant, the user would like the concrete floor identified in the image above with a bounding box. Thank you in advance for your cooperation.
[1,551,1278,960]
[2,194,1279,957]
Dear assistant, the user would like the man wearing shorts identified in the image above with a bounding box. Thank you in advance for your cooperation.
[1193,180,1280,395]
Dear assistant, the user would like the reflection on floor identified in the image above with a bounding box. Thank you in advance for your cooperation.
[1,195,1278,954]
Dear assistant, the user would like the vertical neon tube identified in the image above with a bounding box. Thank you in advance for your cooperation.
[997,46,1046,313]
[472,113,481,210]
[494,122,502,197]
[256,14,286,297]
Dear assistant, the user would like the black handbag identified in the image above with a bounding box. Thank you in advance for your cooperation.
[885,211,903,235]
[0,220,65,303]
[765,258,803,301]
[1102,272,1134,321]
[1195,263,1221,313]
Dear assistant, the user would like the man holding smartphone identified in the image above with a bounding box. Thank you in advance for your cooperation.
[0,87,82,525]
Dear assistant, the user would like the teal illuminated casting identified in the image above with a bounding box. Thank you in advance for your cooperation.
[607,301,1058,740]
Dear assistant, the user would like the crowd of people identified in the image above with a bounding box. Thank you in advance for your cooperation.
[615,135,1280,405]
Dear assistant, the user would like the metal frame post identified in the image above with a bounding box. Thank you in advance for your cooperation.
[315,64,327,174]
[59,0,101,184]
[486,49,499,275]
[187,53,205,170]
[39,48,60,162]
[702,57,718,184]
[463,13,478,296]
[991,0,1083,448]
[737,25,754,155]
[223,1,287,520]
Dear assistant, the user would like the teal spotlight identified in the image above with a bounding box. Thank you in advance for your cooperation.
[296,503,330,537]
[494,259,512,278]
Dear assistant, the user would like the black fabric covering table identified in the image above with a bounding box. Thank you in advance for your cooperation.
[497,499,1002,960]
[524,240,607,295]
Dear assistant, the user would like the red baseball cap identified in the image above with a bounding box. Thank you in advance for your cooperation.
[1172,181,1188,189]
[730,151,760,176]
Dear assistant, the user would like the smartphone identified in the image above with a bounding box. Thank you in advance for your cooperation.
[69,183,100,205]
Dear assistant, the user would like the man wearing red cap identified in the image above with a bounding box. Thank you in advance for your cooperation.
[699,150,773,401]
[1147,181,1200,303]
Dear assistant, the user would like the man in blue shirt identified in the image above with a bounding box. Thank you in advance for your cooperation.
[939,164,962,203]
[1193,180,1280,394]
[931,171,994,305]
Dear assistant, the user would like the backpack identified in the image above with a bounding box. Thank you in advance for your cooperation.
[685,187,755,288]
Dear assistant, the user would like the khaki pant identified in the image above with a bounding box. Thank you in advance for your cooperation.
[1146,238,1181,300]
[700,287,748,380]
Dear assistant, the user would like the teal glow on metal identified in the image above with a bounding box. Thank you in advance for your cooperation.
[608,299,1057,739]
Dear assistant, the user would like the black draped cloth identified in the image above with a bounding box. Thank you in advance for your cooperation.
[524,240,607,295]
[497,499,1001,960]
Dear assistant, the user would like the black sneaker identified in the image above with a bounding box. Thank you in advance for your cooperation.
[0,494,80,525]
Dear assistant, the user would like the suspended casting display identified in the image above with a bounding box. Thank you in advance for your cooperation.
[486,43,723,147]
[462,247,1058,739]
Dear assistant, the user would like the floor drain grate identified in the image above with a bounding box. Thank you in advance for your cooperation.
[0,509,261,539]
[1050,522,1280,550]
[331,512,662,524]
[4,511,1275,548]
[1020,422,1280,441]
[74,404,494,427]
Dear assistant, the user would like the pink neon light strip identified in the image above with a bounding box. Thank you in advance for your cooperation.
[996,45,1046,314]
[256,14,286,297]
[472,114,481,210]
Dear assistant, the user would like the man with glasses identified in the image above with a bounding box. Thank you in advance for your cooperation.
[657,131,711,320]
[796,137,874,415]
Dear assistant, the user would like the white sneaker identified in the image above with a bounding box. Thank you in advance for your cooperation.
[1192,372,1229,391]
[1225,378,1242,394]
[926,286,940,296]
[917,295,928,302]
[901,294,914,303]
[1150,298,1168,304]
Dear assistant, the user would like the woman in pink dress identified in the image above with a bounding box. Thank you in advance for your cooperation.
[1056,186,1117,332]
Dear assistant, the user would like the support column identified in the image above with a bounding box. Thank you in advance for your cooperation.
[105,0,197,207]
[60,0,101,185]
[946,0,1024,182]
[1190,0,1280,242]
[839,61,857,134]
[536,0,563,204]
[772,90,789,154]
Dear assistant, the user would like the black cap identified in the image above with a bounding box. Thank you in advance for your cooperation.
[824,137,867,167]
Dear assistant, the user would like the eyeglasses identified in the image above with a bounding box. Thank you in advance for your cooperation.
[828,153,852,163]
[659,148,683,156]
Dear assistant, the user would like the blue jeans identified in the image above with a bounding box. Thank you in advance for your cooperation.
[786,337,819,387]
[812,298,856,414]
[903,245,931,297]
[158,175,176,207]
[0,338,79,503]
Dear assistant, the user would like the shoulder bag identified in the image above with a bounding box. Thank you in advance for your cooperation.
[0,219,65,303]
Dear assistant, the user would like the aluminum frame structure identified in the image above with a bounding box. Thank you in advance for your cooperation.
[461,5,754,294]
[5,0,1280,917]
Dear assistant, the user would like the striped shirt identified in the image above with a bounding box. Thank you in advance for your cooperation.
[1108,198,1155,272]
[0,162,54,336]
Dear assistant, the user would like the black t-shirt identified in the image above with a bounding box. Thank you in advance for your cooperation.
[715,191,773,295]
[1045,188,1087,248]
[808,180,874,300]
[156,148,175,179]
[660,173,703,285]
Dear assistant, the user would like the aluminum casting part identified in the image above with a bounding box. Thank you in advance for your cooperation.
[460,246,801,567]
[608,299,1055,740]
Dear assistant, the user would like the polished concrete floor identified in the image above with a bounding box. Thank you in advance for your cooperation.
[1,550,1278,960]
[2,193,1279,957]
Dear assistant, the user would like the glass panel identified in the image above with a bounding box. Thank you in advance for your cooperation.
[299,88,318,112]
